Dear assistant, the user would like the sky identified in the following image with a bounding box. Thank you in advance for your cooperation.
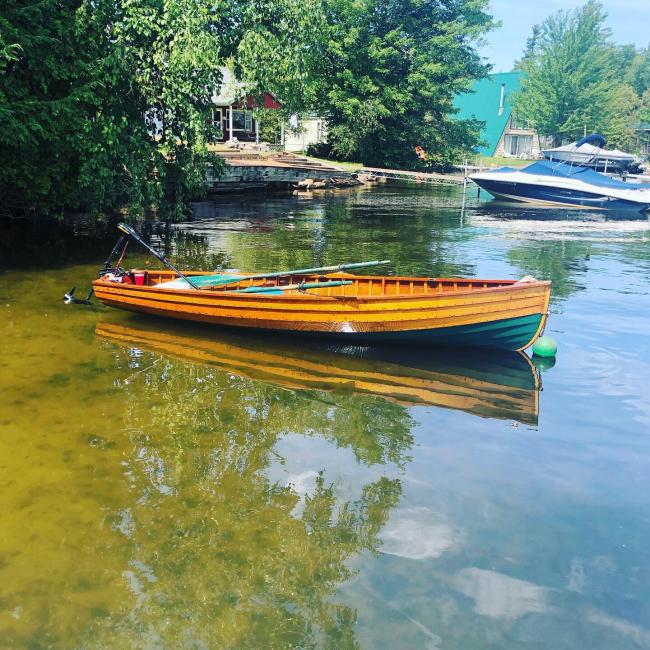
[480,0,650,72]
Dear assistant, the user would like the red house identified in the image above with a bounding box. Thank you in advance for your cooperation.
[210,69,281,143]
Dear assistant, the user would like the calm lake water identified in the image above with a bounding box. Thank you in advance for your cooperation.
[1,184,650,649]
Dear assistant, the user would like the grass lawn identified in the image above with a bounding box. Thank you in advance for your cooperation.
[478,155,537,168]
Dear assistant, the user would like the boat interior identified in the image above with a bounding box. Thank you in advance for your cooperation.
[117,269,534,298]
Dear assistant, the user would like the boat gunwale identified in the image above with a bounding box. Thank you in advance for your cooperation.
[93,273,551,303]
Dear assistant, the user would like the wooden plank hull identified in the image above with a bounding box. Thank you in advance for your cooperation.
[93,272,551,351]
[96,320,541,424]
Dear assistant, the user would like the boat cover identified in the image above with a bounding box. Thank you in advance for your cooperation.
[497,161,649,190]
[576,133,606,148]
[544,142,634,161]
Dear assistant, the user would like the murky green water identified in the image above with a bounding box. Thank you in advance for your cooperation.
[1,184,650,649]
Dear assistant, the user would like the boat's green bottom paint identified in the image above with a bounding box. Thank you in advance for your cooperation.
[336,313,544,351]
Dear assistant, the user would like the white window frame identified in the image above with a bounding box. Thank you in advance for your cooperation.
[228,109,254,132]
[505,134,533,157]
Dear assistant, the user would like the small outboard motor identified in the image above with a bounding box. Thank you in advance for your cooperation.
[63,287,93,305]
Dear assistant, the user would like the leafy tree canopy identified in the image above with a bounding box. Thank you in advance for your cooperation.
[626,45,650,98]
[0,0,325,218]
[309,0,495,169]
[0,0,496,216]
[513,1,649,150]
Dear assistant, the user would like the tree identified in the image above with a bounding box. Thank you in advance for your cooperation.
[0,0,222,217]
[0,0,326,218]
[313,0,494,169]
[603,83,639,150]
[641,89,650,124]
[626,45,650,97]
[512,1,622,145]
[228,0,327,114]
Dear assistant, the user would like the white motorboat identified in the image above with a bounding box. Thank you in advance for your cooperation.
[470,160,650,213]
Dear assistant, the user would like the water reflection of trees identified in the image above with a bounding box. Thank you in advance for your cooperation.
[87,346,408,647]
[0,216,119,268]
[507,240,592,298]
[198,197,476,279]
[145,223,231,271]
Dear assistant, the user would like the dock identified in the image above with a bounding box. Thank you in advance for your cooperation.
[207,151,358,193]
[206,147,480,192]
[358,166,467,185]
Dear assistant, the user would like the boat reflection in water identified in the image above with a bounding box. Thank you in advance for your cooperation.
[96,318,541,425]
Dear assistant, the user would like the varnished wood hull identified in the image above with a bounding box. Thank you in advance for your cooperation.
[93,271,551,351]
[96,320,541,424]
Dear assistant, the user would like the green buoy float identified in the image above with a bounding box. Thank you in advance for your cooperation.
[532,336,557,358]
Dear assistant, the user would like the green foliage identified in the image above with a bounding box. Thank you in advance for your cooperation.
[626,45,650,97]
[513,1,618,145]
[313,0,494,170]
[229,0,327,113]
[0,0,495,213]
[256,107,284,144]
[513,2,650,151]
[603,83,639,150]
[0,0,223,217]
[0,0,325,218]
[640,89,650,124]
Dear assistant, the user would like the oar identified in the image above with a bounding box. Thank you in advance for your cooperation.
[116,222,200,290]
[158,260,391,290]
[234,280,354,294]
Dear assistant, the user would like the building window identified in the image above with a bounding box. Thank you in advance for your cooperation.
[207,108,223,142]
[505,134,533,157]
[229,109,253,131]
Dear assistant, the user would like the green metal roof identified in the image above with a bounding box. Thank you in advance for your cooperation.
[453,72,522,156]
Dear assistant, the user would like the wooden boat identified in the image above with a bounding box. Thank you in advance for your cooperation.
[93,270,551,351]
[96,320,541,424]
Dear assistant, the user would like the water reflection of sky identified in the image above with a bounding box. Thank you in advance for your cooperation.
[180,185,650,648]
